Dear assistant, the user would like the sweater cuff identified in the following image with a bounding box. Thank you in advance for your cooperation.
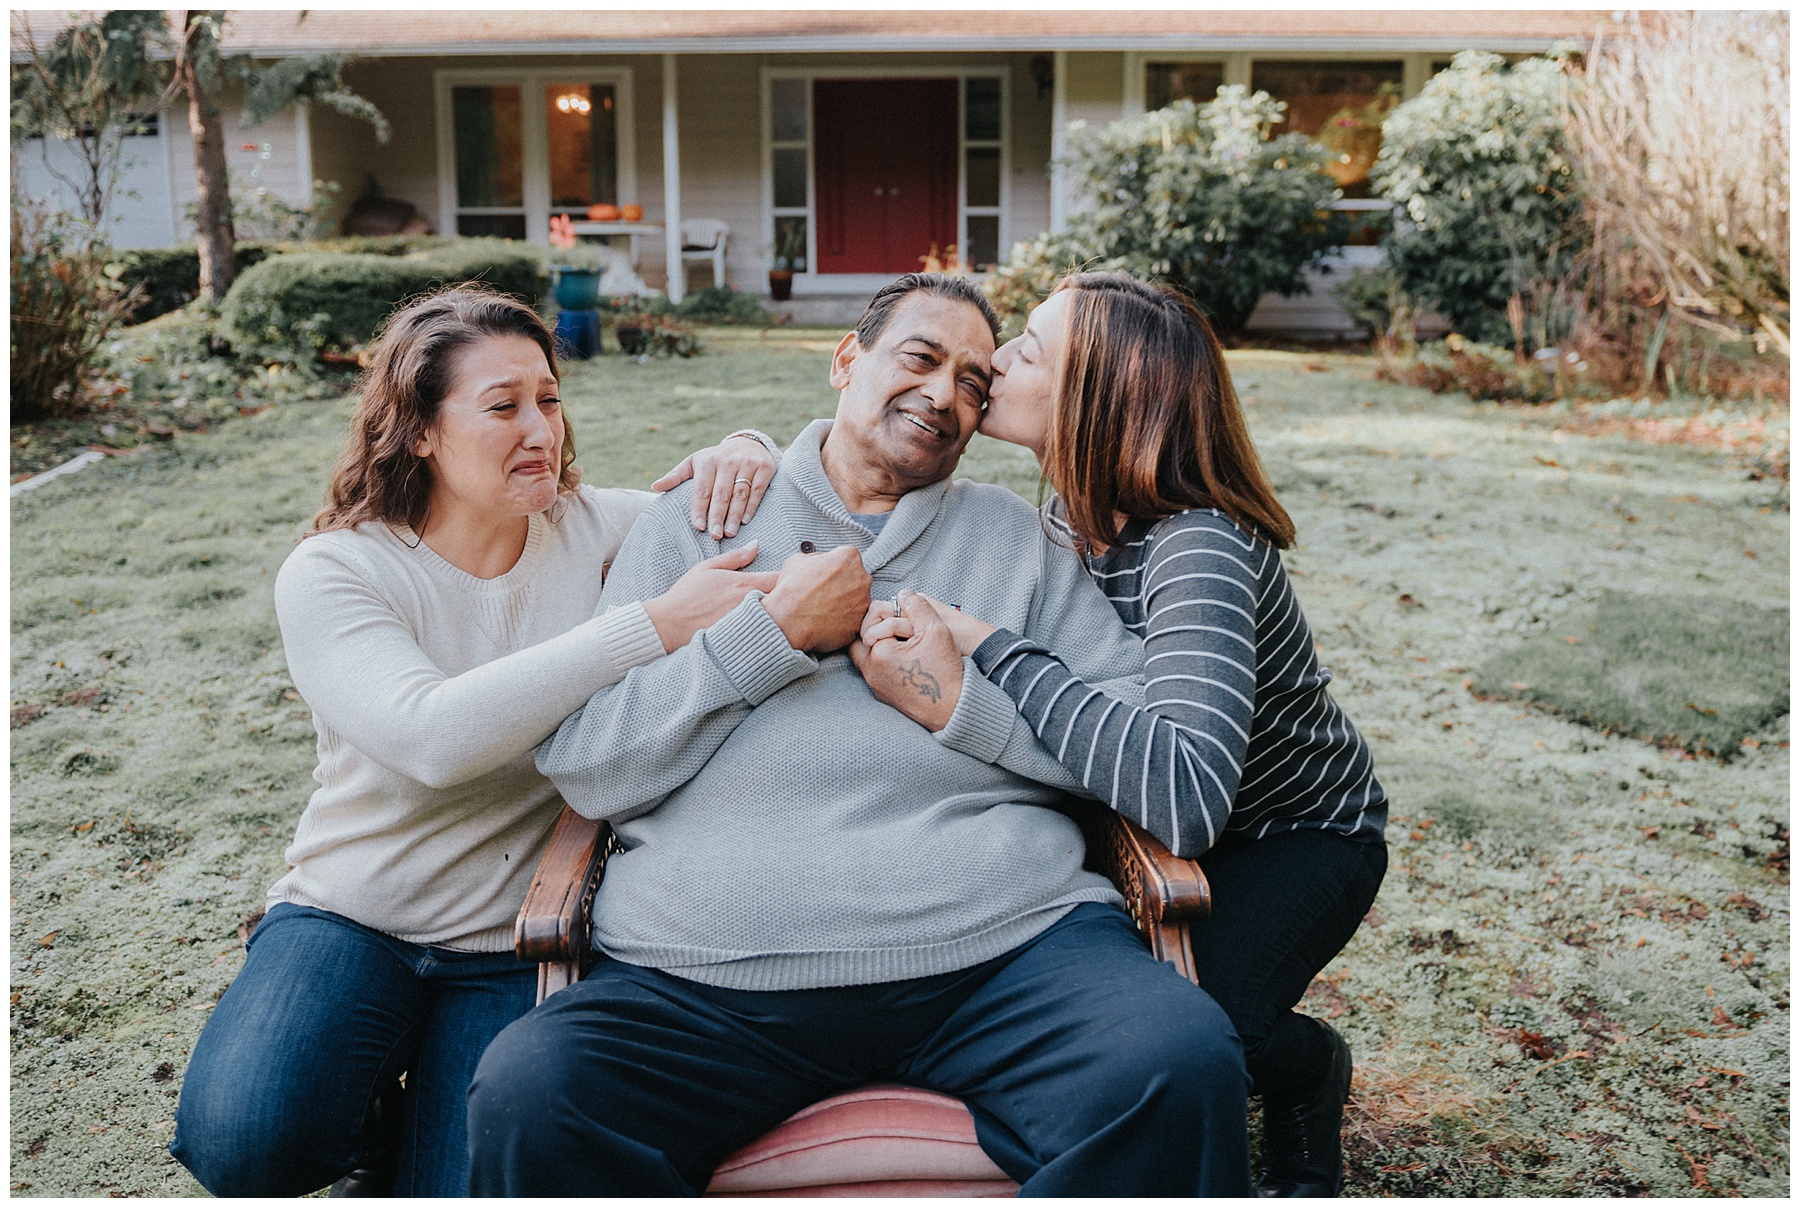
[971,627,1044,677]
[591,602,669,673]
[700,593,815,705]
[935,658,1022,764]
[725,428,783,460]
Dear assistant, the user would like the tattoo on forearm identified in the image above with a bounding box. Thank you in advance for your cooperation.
[899,659,942,703]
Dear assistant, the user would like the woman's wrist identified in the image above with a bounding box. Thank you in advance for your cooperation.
[725,429,782,461]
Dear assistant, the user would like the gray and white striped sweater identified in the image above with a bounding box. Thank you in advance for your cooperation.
[970,506,1387,858]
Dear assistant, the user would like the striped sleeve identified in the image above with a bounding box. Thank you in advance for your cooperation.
[970,519,1266,857]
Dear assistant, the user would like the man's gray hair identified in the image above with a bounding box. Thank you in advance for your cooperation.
[854,273,1002,348]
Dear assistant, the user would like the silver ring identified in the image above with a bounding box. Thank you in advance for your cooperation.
[733,477,752,487]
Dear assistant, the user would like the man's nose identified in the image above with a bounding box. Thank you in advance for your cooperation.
[921,363,957,410]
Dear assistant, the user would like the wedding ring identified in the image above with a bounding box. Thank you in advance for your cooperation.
[733,476,751,487]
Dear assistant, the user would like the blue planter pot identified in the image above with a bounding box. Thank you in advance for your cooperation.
[553,268,601,311]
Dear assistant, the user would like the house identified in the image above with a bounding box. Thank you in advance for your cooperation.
[13,9,1603,333]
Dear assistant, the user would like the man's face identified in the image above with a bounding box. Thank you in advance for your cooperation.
[827,292,995,493]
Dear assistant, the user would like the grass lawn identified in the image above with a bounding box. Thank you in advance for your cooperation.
[10,328,1789,1196]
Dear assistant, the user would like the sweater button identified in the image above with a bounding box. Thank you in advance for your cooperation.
[799,540,816,554]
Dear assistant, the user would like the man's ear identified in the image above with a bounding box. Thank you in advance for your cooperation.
[828,330,862,390]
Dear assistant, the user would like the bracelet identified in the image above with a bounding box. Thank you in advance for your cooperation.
[724,428,783,461]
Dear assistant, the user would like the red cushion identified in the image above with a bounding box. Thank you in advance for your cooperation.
[704,1084,1019,1197]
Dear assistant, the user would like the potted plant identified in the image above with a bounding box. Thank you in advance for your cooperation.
[548,214,605,310]
[768,222,806,301]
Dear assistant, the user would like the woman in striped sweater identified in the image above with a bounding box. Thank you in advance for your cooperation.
[869,272,1387,1196]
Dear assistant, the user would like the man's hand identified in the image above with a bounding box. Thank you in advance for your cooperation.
[850,589,964,732]
[762,545,871,653]
[641,543,778,652]
[651,434,778,540]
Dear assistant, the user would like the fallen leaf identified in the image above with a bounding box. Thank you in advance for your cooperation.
[38,931,58,949]
[1533,455,1560,467]
[1563,635,1583,644]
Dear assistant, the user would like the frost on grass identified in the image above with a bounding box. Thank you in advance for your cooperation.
[9,340,1789,1196]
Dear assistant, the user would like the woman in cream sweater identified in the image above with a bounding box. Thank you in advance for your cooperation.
[171,288,788,1197]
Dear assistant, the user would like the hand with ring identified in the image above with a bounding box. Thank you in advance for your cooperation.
[652,433,779,539]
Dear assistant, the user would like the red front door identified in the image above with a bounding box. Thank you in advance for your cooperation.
[813,78,959,276]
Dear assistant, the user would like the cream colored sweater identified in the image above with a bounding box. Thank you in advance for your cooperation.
[268,485,664,951]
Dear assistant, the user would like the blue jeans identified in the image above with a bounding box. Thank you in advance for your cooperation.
[170,902,537,1197]
[469,903,1252,1196]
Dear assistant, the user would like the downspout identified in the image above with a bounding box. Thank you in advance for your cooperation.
[662,52,684,303]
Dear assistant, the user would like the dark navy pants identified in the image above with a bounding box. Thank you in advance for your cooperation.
[1191,830,1388,1100]
[468,903,1252,1196]
[170,902,537,1197]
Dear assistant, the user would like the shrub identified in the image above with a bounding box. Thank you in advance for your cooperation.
[673,285,771,326]
[108,243,274,324]
[1372,52,1586,349]
[11,200,141,422]
[217,239,546,360]
[990,88,1346,340]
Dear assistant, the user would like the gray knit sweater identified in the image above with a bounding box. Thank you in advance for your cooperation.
[537,420,1144,990]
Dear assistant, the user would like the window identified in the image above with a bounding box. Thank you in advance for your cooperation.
[768,77,809,271]
[451,84,525,238]
[1250,60,1404,198]
[546,83,617,216]
[437,68,634,246]
[962,76,1004,270]
[1145,62,1225,111]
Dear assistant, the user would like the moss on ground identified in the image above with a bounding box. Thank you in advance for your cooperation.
[1473,590,1788,754]
[10,333,1789,1196]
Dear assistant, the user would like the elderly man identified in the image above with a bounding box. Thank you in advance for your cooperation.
[467,274,1251,1196]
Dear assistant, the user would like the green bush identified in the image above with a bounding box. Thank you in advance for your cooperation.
[1372,52,1586,348]
[989,87,1346,339]
[217,239,546,361]
[11,200,141,422]
[109,243,274,324]
[673,285,771,326]
[1471,590,1788,755]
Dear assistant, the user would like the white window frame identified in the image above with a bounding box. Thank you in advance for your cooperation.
[434,65,636,247]
[760,65,1010,295]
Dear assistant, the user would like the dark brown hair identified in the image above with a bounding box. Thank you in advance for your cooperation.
[1043,272,1294,551]
[856,272,1002,347]
[309,286,577,535]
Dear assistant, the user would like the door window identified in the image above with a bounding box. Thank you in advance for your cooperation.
[451,84,525,238]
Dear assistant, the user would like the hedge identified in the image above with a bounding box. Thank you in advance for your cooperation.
[109,243,274,324]
[217,239,547,361]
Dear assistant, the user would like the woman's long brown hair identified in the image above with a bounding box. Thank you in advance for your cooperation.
[309,286,578,536]
[1042,272,1294,551]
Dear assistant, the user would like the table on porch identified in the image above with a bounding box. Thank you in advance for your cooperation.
[569,221,666,287]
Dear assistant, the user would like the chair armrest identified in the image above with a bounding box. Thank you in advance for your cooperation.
[515,805,614,965]
[1071,801,1211,983]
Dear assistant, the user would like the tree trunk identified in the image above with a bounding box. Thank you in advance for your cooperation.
[181,12,235,301]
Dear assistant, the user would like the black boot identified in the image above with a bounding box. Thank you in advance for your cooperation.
[329,1078,404,1197]
[1255,1023,1352,1197]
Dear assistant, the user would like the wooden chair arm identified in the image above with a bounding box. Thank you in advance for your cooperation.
[1073,802,1211,983]
[515,805,614,967]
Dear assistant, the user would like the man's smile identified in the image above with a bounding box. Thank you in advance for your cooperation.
[897,409,951,441]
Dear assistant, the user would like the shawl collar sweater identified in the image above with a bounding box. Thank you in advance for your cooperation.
[538,420,1145,990]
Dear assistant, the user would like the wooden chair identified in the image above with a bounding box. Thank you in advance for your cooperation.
[515,801,1211,1197]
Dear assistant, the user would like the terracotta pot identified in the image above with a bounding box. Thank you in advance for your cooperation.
[768,269,794,302]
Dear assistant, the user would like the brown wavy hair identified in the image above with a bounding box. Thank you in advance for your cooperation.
[1043,272,1294,551]
[309,287,578,535]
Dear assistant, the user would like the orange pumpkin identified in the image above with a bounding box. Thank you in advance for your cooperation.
[586,203,621,221]
[620,203,643,222]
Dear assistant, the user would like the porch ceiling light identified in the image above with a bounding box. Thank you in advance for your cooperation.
[555,93,591,115]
